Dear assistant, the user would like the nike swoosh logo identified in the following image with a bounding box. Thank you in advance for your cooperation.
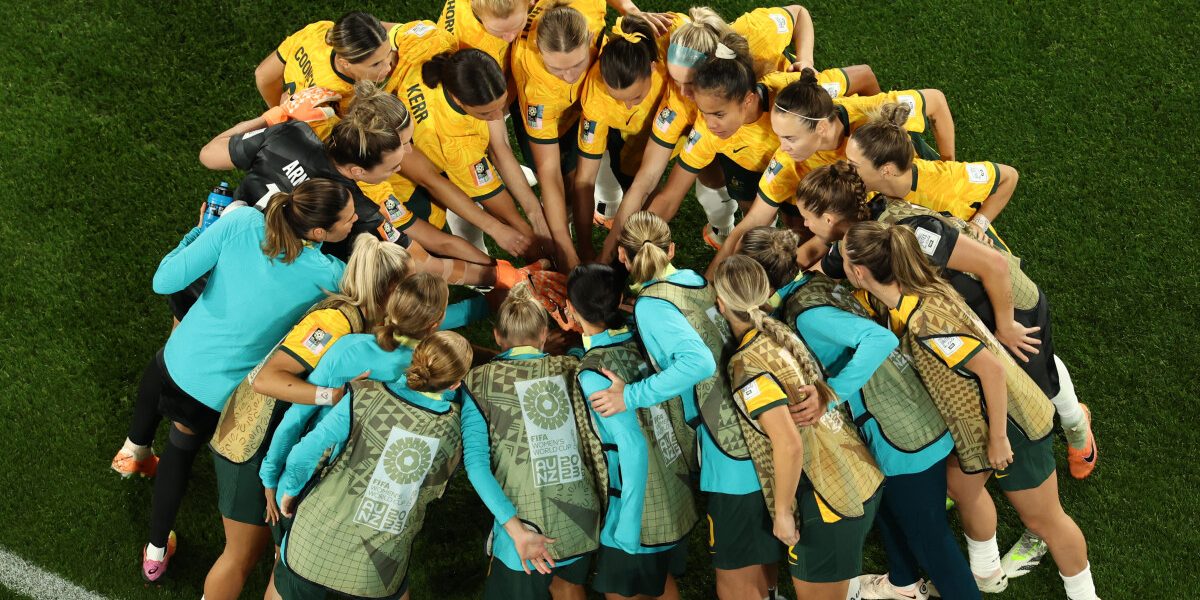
[732,146,748,153]
[995,472,1009,479]
[1083,445,1096,462]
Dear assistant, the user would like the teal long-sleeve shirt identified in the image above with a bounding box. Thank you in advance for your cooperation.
[260,335,419,489]
[578,329,669,555]
[460,347,584,573]
[259,299,484,490]
[156,208,345,410]
[779,276,953,476]
[627,267,759,495]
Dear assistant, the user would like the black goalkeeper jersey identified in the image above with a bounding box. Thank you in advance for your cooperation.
[228,121,386,261]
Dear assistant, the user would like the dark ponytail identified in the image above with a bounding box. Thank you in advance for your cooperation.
[692,31,755,102]
[567,264,627,330]
[796,160,871,221]
[773,68,834,130]
[420,49,507,107]
[599,15,658,90]
[262,179,351,263]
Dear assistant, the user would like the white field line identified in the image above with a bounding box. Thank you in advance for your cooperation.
[0,547,111,600]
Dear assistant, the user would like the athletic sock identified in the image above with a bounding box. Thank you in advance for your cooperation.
[694,182,736,239]
[595,152,624,219]
[446,209,489,255]
[149,432,202,548]
[146,542,167,562]
[1051,355,1087,448]
[965,534,1002,578]
[889,578,918,595]
[1060,562,1097,600]
[122,438,150,461]
[845,576,861,600]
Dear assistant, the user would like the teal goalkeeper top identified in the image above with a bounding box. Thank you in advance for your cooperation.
[155,208,344,410]
[626,266,759,495]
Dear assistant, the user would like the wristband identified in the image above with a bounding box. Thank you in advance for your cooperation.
[314,386,335,406]
[970,214,991,231]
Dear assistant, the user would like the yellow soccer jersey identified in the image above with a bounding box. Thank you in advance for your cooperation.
[383,20,442,94]
[905,159,1001,221]
[279,308,359,372]
[438,0,512,71]
[511,0,606,143]
[679,71,805,174]
[392,27,506,202]
[577,61,669,176]
[735,372,790,418]
[276,21,362,139]
[759,90,929,206]
[357,179,417,244]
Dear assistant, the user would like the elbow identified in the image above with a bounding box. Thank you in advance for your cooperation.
[694,349,717,380]
[250,373,272,395]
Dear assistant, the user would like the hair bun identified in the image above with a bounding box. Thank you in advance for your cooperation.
[797,68,818,85]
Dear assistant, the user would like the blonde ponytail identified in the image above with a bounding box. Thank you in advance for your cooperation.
[843,221,961,305]
[714,256,835,402]
[329,234,413,324]
[496,282,548,346]
[618,211,673,284]
[406,330,472,392]
[325,81,411,169]
[537,0,590,53]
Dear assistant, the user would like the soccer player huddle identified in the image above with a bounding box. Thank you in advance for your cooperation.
[109,1,1102,599]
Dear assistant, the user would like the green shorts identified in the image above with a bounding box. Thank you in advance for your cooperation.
[994,420,1055,492]
[273,559,408,600]
[484,555,590,600]
[592,542,687,597]
[706,491,782,570]
[715,155,763,204]
[212,448,268,526]
[786,486,881,583]
[270,515,293,547]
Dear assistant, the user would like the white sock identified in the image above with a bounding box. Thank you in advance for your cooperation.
[146,542,167,562]
[1051,355,1086,433]
[1061,562,1097,600]
[446,208,489,255]
[965,533,1002,578]
[595,152,624,219]
[122,438,150,460]
[888,577,917,594]
[845,576,861,600]
[694,182,737,238]
[520,164,539,187]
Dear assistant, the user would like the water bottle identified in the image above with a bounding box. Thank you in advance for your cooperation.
[200,182,233,231]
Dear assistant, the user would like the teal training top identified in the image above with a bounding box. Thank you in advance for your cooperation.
[628,267,759,495]
[460,347,584,573]
[155,208,344,410]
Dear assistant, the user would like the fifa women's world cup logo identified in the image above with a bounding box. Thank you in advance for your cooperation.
[516,376,583,487]
[382,437,435,485]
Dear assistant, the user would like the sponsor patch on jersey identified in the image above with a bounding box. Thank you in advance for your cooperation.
[898,94,918,116]
[821,82,843,98]
[914,227,941,256]
[655,107,677,133]
[930,335,964,358]
[581,119,597,144]
[473,157,495,187]
[406,22,435,37]
[737,380,761,404]
[966,163,990,184]
[378,220,402,243]
[685,129,702,152]
[526,104,545,130]
[770,13,790,33]
[302,327,331,354]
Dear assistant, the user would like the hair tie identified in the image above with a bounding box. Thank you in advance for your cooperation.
[611,18,646,44]
[773,103,824,122]
[713,42,737,60]
[641,239,653,247]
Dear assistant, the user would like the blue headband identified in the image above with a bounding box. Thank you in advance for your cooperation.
[667,43,707,68]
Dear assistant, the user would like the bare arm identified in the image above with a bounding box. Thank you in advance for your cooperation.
[255,53,286,108]
[645,163,699,222]
[252,352,337,405]
[608,0,673,35]
[405,219,493,264]
[399,147,533,258]
[705,197,780,279]
[784,5,815,71]
[921,88,955,161]
[975,164,1018,226]
[945,235,1040,361]
[963,348,1012,470]
[199,116,269,170]
[487,120,553,247]
[572,154,603,261]
[759,404,804,543]
[529,140,582,269]
[598,141,674,263]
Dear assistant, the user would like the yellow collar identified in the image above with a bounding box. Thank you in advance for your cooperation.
[631,263,678,293]
[582,327,630,350]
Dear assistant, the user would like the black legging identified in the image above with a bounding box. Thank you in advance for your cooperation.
[126,352,214,548]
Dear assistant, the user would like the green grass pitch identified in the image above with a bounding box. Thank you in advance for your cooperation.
[0,0,1196,598]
